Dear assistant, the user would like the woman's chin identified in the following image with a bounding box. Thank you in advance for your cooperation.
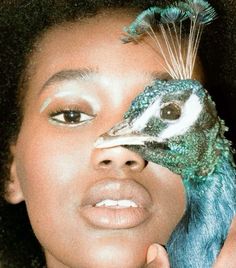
[86,242,147,268]
[45,237,150,268]
[42,217,164,268]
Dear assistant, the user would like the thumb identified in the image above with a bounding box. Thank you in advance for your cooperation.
[145,244,170,268]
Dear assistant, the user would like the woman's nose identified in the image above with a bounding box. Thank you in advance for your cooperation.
[92,146,147,172]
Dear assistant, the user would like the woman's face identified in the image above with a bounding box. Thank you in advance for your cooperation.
[8,11,186,268]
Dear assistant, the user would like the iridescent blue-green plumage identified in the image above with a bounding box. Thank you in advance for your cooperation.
[123,6,162,38]
[167,154,236,267]
[123,0,216,39]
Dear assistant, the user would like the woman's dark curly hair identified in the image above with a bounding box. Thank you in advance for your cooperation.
[0,0,235,267]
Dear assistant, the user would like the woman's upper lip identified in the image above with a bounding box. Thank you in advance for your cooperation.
[80,179,152,208]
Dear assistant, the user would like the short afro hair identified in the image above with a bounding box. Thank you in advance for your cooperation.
[0,0,235,267]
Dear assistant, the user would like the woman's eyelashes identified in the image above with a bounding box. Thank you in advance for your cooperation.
[48,107,96,127]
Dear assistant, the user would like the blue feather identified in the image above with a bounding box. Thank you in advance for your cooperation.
[167,154,236,267]
[184,0,217,24]
[160,6,188,24]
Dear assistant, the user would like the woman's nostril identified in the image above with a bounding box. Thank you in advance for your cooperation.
[94,147,147,171]
[125,159,148,170]
[102,160,112,165]
[126,160,137,166]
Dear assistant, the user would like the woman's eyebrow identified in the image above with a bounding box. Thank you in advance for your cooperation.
[39,69,171,96]
[39,68,96,95]
[150,71,172,81]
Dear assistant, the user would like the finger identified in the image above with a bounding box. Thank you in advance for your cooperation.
[213,217,236,268]
[146,244,170,268]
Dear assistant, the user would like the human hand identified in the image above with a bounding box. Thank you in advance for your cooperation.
[144,244,170,268]
[10,212,236,268]
[144,217,236,268]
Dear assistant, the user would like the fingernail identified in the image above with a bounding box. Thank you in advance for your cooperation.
[147,244,160,264]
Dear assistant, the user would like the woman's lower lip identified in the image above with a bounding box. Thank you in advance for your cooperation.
[80,206,151,229]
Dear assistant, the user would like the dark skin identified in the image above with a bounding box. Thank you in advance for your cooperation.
[3,8,236,268]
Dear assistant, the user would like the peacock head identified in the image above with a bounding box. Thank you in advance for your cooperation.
[95,79,229,181]
[95,1,229,182]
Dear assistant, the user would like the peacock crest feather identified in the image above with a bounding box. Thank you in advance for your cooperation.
[122,0,217,79]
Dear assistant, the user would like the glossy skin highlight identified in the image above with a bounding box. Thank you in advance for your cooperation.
[8,12,186,268]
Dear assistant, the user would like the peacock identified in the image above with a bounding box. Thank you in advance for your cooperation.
[95,1,236,267]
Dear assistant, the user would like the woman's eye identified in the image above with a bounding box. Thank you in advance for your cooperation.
[160,102,181,121]
[50,110,95,126]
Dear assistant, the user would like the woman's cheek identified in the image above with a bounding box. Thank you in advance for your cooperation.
[14,137,86,235]
[15,126,90,204]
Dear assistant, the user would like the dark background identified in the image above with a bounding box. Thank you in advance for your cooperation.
[200,0,236,148]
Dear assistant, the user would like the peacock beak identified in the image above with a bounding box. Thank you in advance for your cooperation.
[94,119,161,149]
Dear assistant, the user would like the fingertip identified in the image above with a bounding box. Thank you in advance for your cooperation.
[147,244,158,264]
[146,244,163,263]
[146,244,170,267]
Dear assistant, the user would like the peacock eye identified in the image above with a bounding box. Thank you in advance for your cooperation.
[160,102,181,121]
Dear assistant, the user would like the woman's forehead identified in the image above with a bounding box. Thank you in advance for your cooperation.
[24,19,163,97]
[24,11,203,99]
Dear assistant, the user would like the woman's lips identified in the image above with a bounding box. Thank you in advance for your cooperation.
[79,179,153,229]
